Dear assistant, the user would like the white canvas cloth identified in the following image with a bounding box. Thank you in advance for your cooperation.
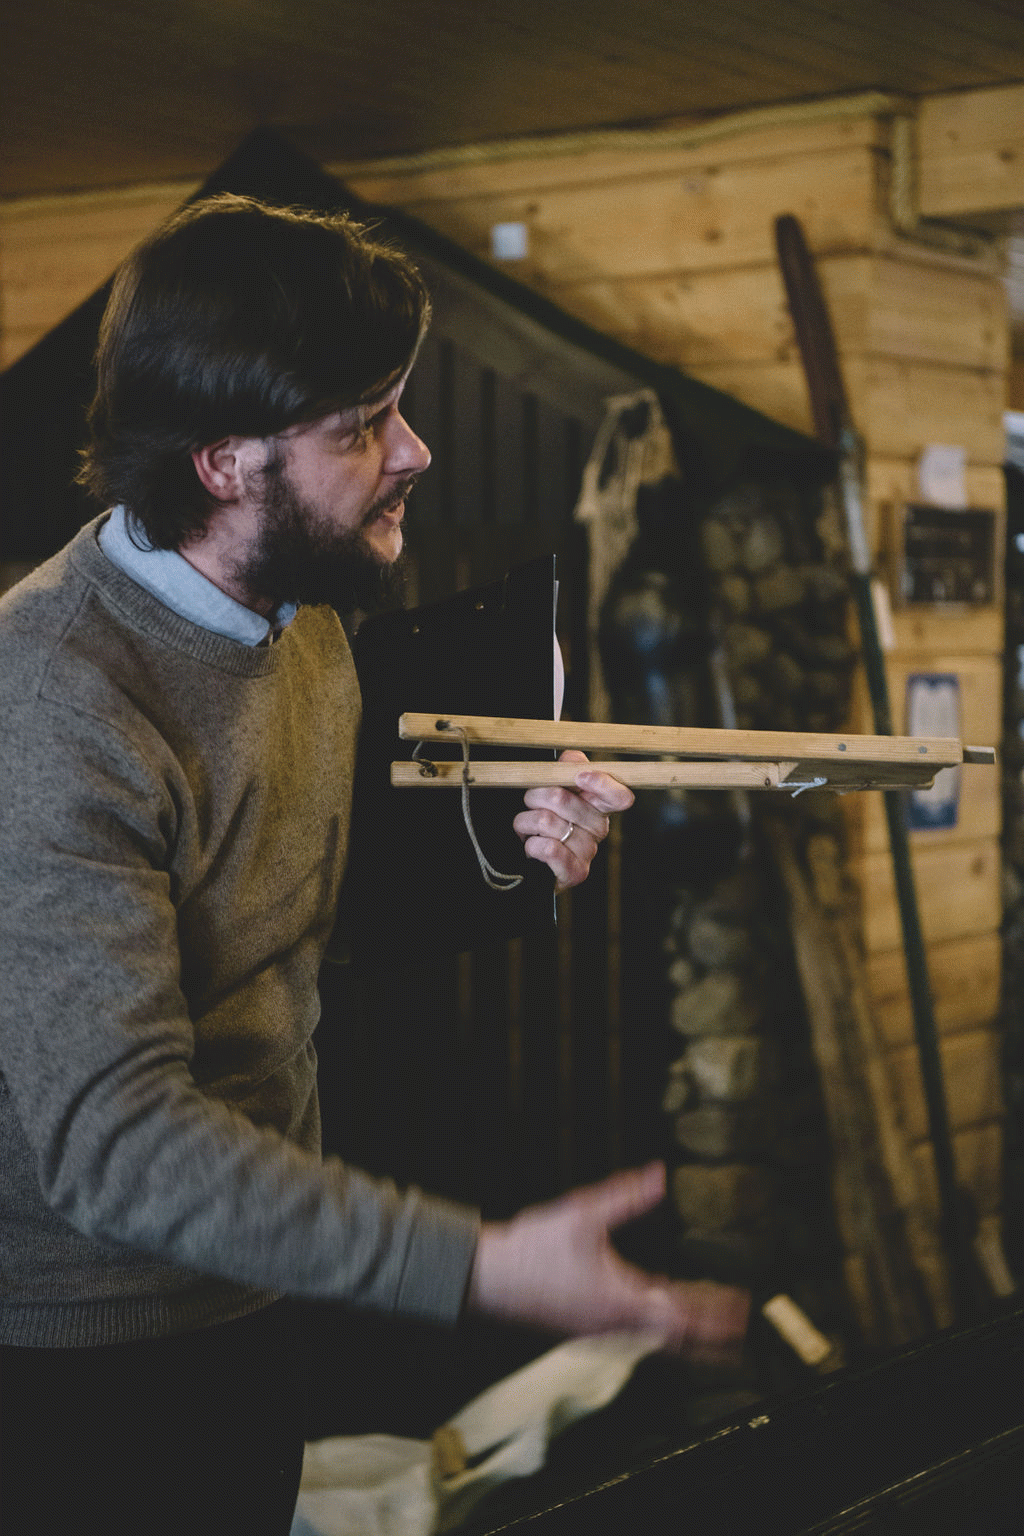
[290,1328,664,1536]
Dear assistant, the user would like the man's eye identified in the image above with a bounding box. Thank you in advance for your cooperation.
[343,414,376,448]
[343,401,393,447]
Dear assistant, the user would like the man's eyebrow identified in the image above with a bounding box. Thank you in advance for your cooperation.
[361,374,407,409]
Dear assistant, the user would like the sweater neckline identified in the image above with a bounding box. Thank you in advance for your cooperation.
[69,518,284,678]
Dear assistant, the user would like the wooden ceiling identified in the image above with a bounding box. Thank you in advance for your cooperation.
[2,0,1023,200]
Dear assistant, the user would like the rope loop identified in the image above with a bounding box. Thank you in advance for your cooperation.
[417,723,524,892]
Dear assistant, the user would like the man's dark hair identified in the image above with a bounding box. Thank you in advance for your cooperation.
[77,194,431,549]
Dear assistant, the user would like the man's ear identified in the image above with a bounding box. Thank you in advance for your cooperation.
[191,438,248,503]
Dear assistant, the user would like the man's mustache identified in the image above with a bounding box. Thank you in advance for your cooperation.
[363,473,422,524]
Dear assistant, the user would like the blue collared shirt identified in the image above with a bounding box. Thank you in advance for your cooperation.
[98,506,297,645]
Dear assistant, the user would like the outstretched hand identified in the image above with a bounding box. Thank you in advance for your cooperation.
[467,1162,750,1359]
[513,751,634,893]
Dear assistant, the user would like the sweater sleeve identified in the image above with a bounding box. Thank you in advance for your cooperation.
[0,701,479,1324]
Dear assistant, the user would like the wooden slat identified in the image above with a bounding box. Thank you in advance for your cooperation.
[887,1028,1005,1142]
[849,764,1000,852]
[686,354,1008,462]
[391,756,969,791]
[0,325,45,369]
[451,350,484,526]
[492,371,526,526]
[544,263,802,372]
[534,396,569,528]
[766,816,937,1345]
[888,604,1004,657]
[841,356,1008,466]
[842,656,1002,854]
[392,759,797,790]
[0,186,189,366]
[853,837,1002,952]
[912,1121,1004,1219]
[855,257,1007,368]
[339,113,889,206]
[398,711,969,766]
[547,254,1007,374]
[866,932,1003,1047]
[918,83,1024,221]
[0,186,187,253]
[389,144,883,288]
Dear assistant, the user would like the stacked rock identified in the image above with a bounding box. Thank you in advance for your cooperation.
[665,864,779,1272]
[660,473,855,1355]
[598,461,858,1379]
[662,820,848,1330]
[699,478,854,735]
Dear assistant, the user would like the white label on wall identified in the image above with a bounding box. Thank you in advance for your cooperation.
[917,444,967,510]
[906,672,961,829]
[490,222,529,260]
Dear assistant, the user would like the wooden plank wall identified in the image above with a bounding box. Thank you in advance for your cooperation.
[0,184,194,370]
[918,83,1024,226]
[339,100,1011,1229]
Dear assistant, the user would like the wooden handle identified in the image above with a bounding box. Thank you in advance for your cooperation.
[392,757,947,791]
[398,712,967,768]
[762,1294,835,1368]
[392,759,794,789]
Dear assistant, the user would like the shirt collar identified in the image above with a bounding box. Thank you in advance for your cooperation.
[97,506,298,646]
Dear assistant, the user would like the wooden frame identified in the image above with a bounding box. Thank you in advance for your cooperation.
[393,713,995,793]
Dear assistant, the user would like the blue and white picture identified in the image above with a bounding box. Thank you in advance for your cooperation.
[906,672,961,830]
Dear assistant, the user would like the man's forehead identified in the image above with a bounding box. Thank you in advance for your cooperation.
[299,373,408,433]
[362,369,411,408]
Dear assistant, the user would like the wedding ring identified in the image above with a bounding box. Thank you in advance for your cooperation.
[558,821,575,845]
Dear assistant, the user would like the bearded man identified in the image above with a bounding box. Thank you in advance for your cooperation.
[0,195,747,1536]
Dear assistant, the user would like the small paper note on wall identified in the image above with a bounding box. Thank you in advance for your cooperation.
[906,672,961,829]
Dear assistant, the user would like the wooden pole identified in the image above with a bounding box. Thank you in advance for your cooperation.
[766,817,934,1348]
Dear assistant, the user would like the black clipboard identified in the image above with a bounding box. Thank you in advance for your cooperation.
[341,558,558,959]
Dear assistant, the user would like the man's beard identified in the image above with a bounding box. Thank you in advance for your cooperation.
[238,463,414,616]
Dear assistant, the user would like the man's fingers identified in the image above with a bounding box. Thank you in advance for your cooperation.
[518,836,585,895]
[514,806,602,892]
[649,1280,752,1357]
[559,751,635,813]
[562,1162,667,1232]
[469,1168,751,1352]
[572,773,635,814]
[519,788,611,843]
[514,755,631,892]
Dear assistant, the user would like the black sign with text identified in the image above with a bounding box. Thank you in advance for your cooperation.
[897,504,997,606]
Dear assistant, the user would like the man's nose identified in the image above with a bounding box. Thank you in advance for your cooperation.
[387,412,431,476]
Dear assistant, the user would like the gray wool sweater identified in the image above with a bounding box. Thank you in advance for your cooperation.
[0,519,479,1348]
